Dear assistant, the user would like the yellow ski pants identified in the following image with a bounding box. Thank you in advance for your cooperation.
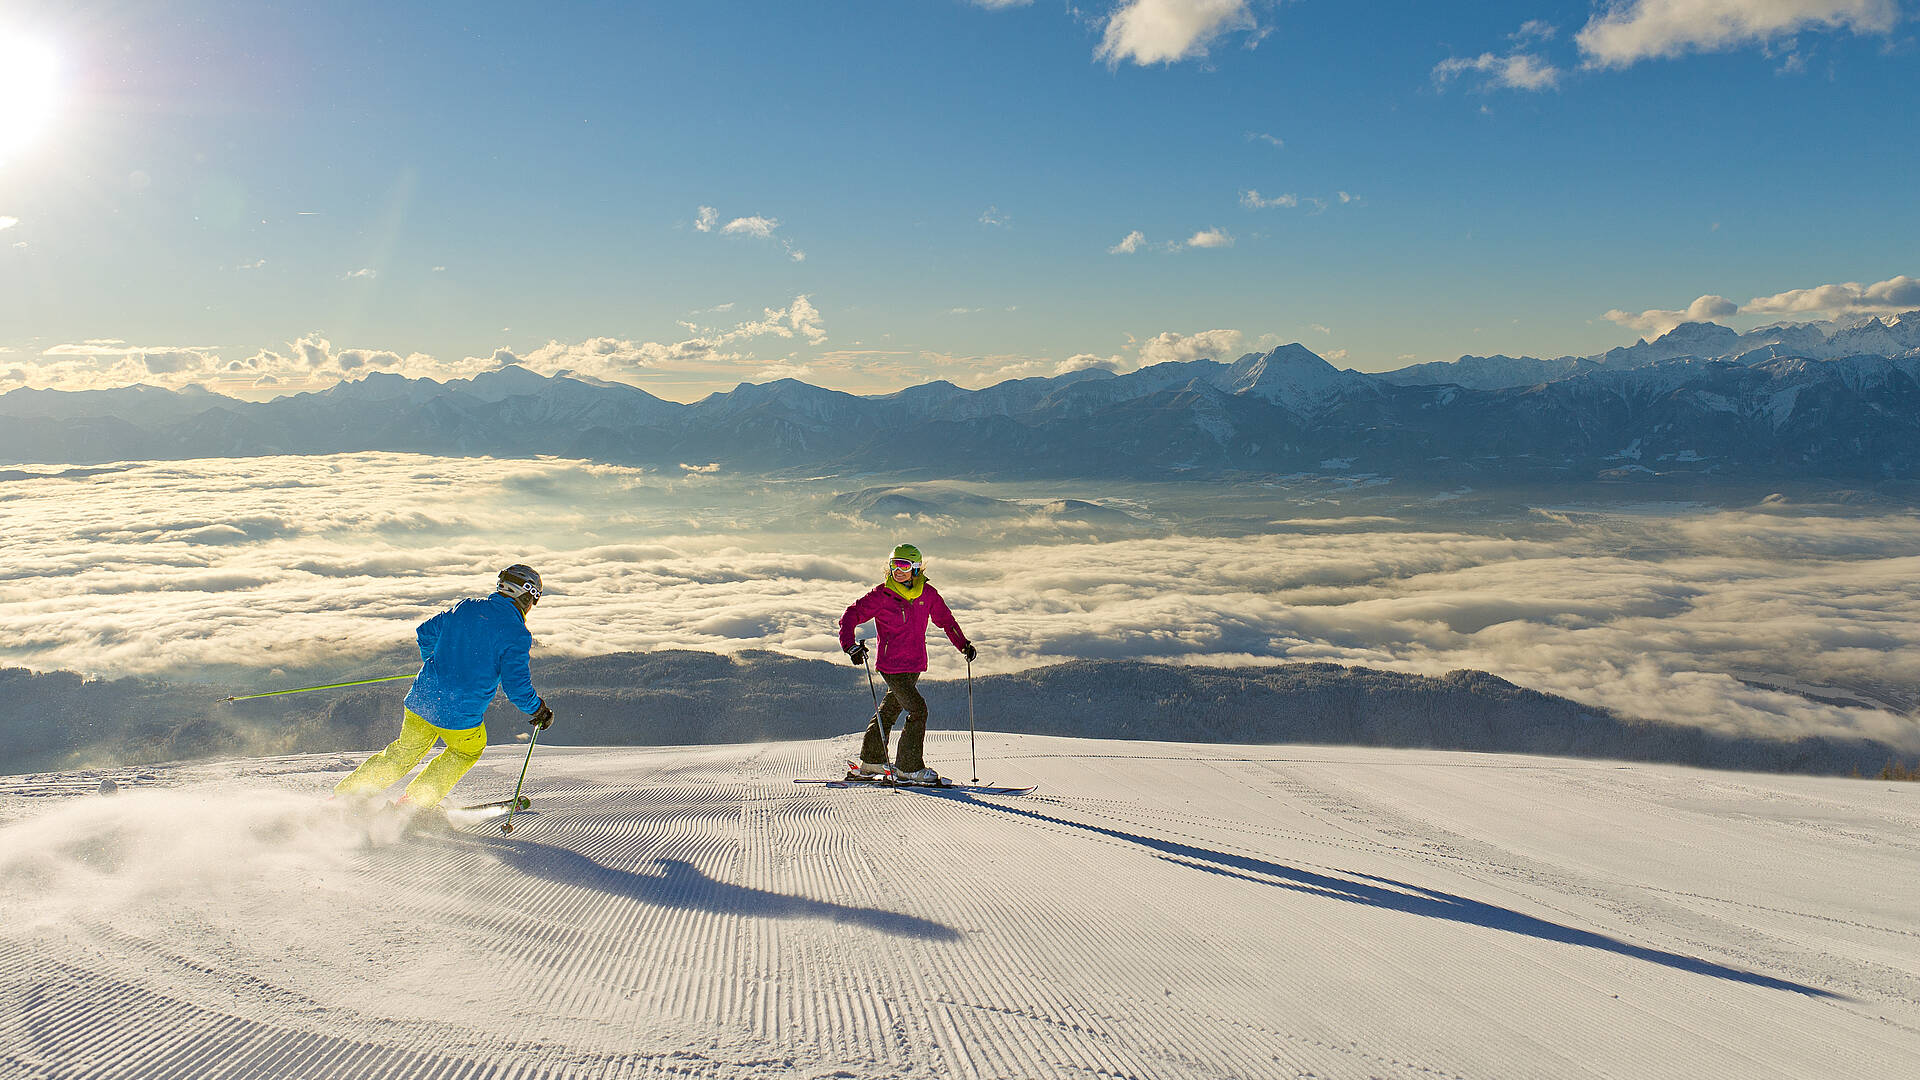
[334,710,486,807]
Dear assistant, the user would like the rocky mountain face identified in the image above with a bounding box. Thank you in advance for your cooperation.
[5,312,1920,482]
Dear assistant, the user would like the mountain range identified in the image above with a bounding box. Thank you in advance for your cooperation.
[5,311,1920,481]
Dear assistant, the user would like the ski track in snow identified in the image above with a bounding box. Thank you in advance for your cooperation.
[2,733,1917,1079]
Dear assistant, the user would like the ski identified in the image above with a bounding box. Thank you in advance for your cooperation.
[458,795,532,812]
[887,780,1037,797]
[791,762,1034,796]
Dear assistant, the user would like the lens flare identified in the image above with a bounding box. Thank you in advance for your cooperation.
[0,36,61,163]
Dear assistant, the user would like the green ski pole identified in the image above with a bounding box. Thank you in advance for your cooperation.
[501,727,539,834]
[222,673,413,702]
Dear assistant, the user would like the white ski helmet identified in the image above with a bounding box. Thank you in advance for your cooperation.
[497,563,543,603]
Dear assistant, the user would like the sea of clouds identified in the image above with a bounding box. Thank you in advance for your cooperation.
[5,452,1919,750]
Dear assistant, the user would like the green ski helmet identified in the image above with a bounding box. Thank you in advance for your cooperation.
[888,544,923,578]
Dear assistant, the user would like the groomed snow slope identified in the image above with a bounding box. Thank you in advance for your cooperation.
[2,733,1916,1079]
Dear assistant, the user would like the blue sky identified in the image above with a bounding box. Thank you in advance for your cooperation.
[0,0,1915,400]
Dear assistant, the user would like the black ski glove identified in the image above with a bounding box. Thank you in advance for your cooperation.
[529,700,554,730]
[961,643,977,662]
[847,642,869,666]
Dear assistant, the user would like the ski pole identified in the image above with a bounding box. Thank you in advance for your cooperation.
[967,656,978,783]
[501,726,539,834]
[221,673,413,702]
[861,637,879,711]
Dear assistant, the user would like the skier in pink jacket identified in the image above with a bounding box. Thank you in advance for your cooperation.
[839,543,975,782]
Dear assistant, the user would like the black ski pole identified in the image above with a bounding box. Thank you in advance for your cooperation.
[861,638,878,711]
[967,656,978,782]
[501,727,539,834]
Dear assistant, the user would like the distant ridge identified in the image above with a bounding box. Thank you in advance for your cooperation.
[5,310,1920,481]
[2,652,1906,779]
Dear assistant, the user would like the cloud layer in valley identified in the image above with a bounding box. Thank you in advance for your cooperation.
[4,454,1919,753]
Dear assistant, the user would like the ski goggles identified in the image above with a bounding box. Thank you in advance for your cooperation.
[888,558,921,573]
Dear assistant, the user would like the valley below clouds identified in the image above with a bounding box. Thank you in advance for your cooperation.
[6,452,1920,752]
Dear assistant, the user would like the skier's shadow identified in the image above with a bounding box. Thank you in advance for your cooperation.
[939,793,1840,998]
[459,834,960,942]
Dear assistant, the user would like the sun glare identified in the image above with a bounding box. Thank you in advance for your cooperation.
[0,35,61,163]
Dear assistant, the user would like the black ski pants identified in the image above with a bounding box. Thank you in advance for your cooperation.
[861,671,928,772]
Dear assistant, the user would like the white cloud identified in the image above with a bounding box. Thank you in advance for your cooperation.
[698,205,805,260]
[22,342,231,388]
[344,268,377,279]
[0,216,17,230]
[1600,276,1920,333]
[1240,189,1298,209]
[506,296,829,382]
[237,259,266,271]
[1185,227,1234,248]
[1602,294,1739,336]
[719,215,776,239]
[1096,0,1258,66]
[1245,131,1284,148]
[1136,328,1244,366]
[1108,229,1146,255]
[1742,274,1920,316]
[979,205,1009,227]
[1433,51,1562,91]
[1577,0,1900,68]
[968,0,1033,7]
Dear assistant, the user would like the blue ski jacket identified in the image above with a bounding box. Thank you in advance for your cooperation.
[403,592,543,730]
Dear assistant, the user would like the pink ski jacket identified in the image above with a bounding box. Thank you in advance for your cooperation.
[839,581,970,674]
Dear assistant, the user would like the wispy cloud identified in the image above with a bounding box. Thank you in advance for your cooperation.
[344,268,377,279]
[1511,19,1557,44]
[1433,50,1562,92]
[1577,0,1900,69]
[510,296,829,380]
[1245,131,1284,148]
[1240,189,1298,209]
[979,205,1010,227]
[694,205,806,260]
[1185,227,1234,249]
[1096,0,1260,66]
[1108,230,1146,255]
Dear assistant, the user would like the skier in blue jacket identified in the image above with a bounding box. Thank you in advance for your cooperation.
[334,564,554,808]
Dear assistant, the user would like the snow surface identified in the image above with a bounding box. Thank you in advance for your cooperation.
[3,733,1917,1079]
